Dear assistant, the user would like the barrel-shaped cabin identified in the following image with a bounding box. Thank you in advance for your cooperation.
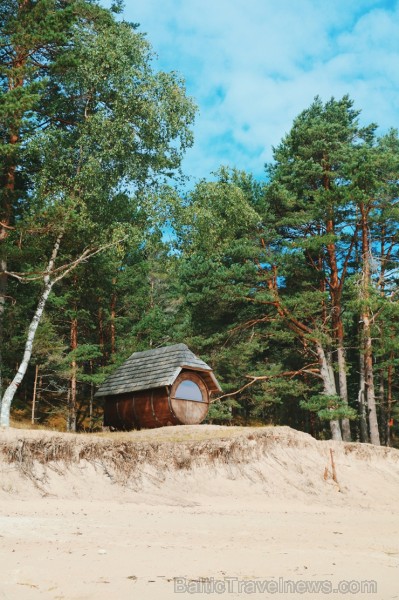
[95,343,222,430]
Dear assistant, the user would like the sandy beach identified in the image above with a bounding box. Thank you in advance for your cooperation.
[1,425,398,599]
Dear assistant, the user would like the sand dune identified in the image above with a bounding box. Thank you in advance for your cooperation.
[0,425,398,599]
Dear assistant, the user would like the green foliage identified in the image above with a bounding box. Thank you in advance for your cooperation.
[300,395,357,422]
[206,399,236,424]
[0,0,196,428]
[2,15,399,446]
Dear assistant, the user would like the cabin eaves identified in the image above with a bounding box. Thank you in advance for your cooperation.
[95,343,221,398]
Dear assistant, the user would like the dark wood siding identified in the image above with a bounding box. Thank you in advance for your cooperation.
[104,370,210,430]
[104,388,179,430]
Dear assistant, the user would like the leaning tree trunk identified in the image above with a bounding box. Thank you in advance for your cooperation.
[0,229,120,428]
[0,234,62,428]
[316,342,342,441]
[0,277,55,427]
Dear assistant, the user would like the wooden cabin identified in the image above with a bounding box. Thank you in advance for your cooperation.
[95,343,222,430]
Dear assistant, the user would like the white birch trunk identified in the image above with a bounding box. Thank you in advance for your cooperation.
[0,234,62,428]
[316,343,342,441]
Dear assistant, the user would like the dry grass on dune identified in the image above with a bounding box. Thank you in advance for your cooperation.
[0,425,285,490]
[1,424,399,504]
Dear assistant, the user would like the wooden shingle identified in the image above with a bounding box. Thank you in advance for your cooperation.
[95,343,221,397]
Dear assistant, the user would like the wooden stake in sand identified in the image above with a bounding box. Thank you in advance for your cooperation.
[323,448,341,492]
[330,449,338,485]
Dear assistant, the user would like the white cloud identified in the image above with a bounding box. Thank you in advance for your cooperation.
[116,0,399,181]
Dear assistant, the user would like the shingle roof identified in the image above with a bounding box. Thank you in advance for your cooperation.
[95,343,222,397]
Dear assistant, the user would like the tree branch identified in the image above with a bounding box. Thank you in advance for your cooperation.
[3,238,126,283]
[0,221,15,230]
[212,363,321,402]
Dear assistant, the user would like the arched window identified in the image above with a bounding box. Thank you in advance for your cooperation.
[174,379,204,402]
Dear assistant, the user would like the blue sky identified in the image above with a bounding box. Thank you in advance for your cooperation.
[112,0,399,183]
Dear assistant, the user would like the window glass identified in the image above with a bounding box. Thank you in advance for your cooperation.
[175,380,203,402]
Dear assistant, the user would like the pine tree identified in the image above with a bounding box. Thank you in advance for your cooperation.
[265,96,377,440]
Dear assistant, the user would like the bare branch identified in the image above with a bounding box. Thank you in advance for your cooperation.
[3,238,126,284]
[212,363,321,402]
[0,221,15,230]
[52,239,124,284]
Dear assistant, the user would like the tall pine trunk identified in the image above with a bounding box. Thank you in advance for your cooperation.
[360,203,380,445]
[110,278,117,357]
[362,312,380,444]
[316,343,342,441]
[0,19,27,409]
[358,344,369,443]
[336,325,351,442]
[31,364,39,424]
[326,207,351,442]
[387,359,393,447]
[98,305,105,364]
[68,315,78,432]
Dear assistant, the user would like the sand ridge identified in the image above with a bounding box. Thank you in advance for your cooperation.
[0,425,398,599]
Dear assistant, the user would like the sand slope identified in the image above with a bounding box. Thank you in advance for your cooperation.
[0,425,398,599]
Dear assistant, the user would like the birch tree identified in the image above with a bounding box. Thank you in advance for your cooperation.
[0,0,112,401]
[0,3,196,427]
